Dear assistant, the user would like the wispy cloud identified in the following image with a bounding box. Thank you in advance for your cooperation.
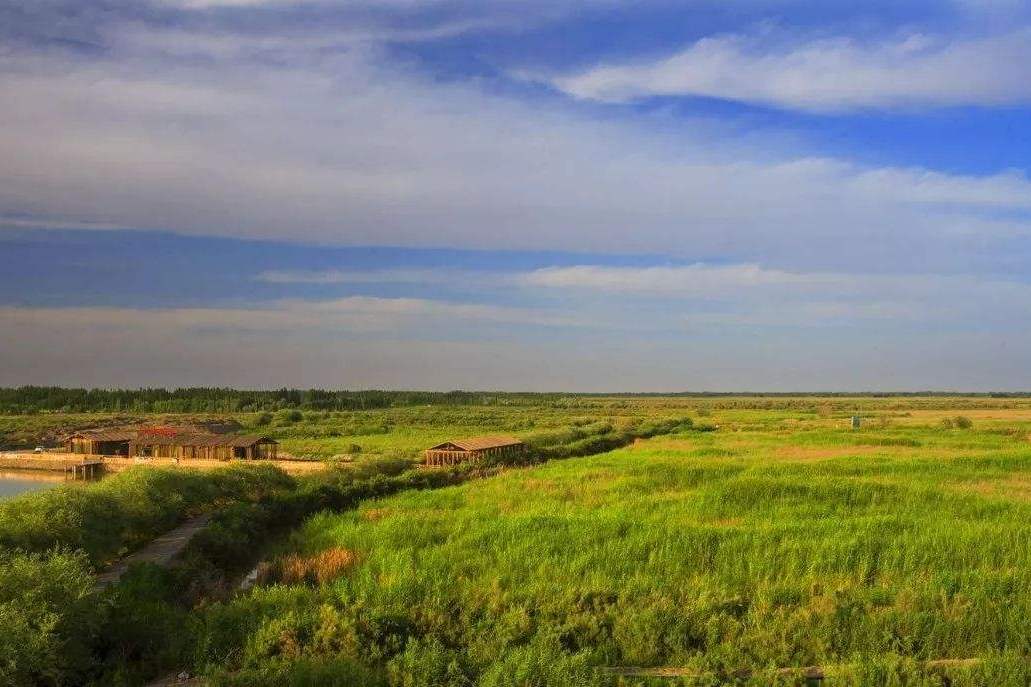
[5,272,1031,389]
[521,263,813,294]
[551,28,1031,112]
[256,269,461,285]
[519,262,1031,328]
[0,296,583,334]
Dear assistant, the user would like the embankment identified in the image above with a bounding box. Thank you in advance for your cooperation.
[0,451,327,475]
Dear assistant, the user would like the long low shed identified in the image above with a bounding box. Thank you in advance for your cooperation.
[424,435,526,467]
[131,434,278,460]
[65,431,278,460]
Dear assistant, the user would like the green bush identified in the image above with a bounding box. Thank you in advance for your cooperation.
[0,464,294,566]
[387,637,472,687]
[521,416,691,463]
[279,409,304,425]
[208,657,384,687]
[91,564,199,685]
[476,635,601,687]
[0,550,99,687]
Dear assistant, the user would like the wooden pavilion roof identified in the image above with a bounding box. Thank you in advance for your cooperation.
[428,435,524,452]
[131,433,277,447]
[65,425,277,450]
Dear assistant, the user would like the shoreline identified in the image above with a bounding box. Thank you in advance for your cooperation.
[0,452,328,475]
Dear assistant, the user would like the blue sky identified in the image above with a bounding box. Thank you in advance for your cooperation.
[2,0,1031,390]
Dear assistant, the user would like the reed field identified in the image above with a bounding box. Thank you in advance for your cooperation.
[1,397,682,458]
[3,395,1031,685]
[193,403,1031,686]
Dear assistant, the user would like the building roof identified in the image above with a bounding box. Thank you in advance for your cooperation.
[132,433,277,447]
[224,435,278,447]
[428,435,524,452]
[65,430,136,442]
[65,427,277,447]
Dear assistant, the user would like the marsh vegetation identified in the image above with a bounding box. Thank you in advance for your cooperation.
[1,395,1031,685]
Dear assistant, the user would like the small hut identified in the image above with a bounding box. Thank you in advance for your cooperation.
[65,430,134,456]
[424,435,525,467]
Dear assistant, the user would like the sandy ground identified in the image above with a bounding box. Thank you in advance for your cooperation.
[0,451,327,475]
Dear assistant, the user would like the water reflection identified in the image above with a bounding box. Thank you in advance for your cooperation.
[0,470,66,499]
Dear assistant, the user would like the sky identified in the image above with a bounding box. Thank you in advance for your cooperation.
[2,0,1031,391]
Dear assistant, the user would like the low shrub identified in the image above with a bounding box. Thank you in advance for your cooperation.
[92,564,199,685]
[278,409,304,425]
[0,550,99,687]
[941,416,973,430]
[0,464,294,566]
[208,657,384,687]
[521,416,692,463]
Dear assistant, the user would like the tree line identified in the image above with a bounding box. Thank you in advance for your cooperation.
[0,387,575,414]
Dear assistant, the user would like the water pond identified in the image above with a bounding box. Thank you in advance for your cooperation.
[0,470,66,499]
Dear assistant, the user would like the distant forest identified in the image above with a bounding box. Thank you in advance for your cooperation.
[0,387,557,414]
[1,386,1029,414]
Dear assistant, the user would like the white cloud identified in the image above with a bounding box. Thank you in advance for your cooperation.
[3,45,1030,274]
[521,263,813,294]
[3,14,1031,278]
[0,296,582,335]
[518,263,1031,328]
[551,28,1031,112]
[4,278,1031,389]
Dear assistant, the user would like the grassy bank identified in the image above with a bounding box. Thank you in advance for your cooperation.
[0,464,294,566]
[186,416,1031,685]
[0,464,294,687]
[0,408,697,686]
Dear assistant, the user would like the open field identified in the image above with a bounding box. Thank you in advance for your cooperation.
[3,396,1031,685]
[7,394,1031,458]
[0,401,674,458]
[191,401,1031,685]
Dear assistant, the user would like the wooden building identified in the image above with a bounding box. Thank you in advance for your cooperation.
[424,435,526,467]
[130,433,278,460]
[66,430,134,456]
[64,428,278,461]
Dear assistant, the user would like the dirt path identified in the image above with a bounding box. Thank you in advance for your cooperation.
[95,513,213,590]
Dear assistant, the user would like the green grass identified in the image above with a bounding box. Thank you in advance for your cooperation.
[0,464,296,687]
[7,394,1031,457]
[5,398,1031,684]
[0,463,294,567]
[0,401,690,458]
[193,414,1031,685]
[0,404,690,686]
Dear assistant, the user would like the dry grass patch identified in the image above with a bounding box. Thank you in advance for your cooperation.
[950,475,1031,501]
[257,547,360,586]
[892,409,1031,426]
[635,438,698,451]
[772,445,890,462]
[362,508,393,521]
